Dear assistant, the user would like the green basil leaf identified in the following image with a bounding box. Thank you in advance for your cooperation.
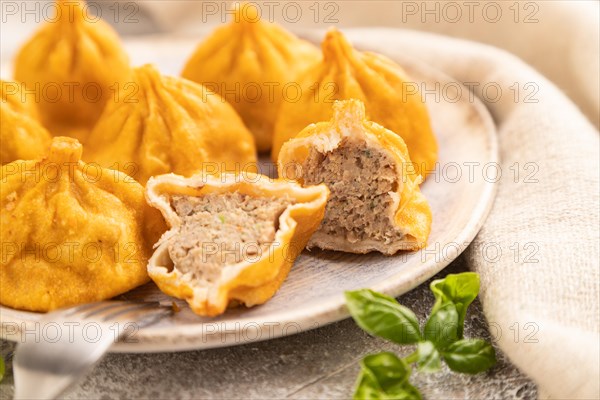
[442,339,496,374]
[430,272,480,338]
[346,290,422,344]
[353,352,422,400]
[361,352,412,386]
[416,341,441,373]
[424,302,459,350]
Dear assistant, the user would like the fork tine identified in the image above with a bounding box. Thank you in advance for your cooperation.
[100,302,159,321]
[82,301,140,319]
[59,301,122,317]
[118,307,173,329]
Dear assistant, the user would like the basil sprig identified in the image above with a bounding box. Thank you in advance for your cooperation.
[415,341,441,373]
[423,301,458,350]
[345,290,421,345]
[345,272,496,400]
[429,272,479,338]
[442,339,496,374]
[354,353,421,400]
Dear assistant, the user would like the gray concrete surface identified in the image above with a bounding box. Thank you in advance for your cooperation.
[0,259,536,399]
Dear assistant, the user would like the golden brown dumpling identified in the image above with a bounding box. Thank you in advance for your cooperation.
[85,64,257,185]
[0,137,166,312]
[1,80,52,164]
[272,29,438,178]
[1,80,38,117]
[278,100,431,254]
[181,3,320,152]
[14,0,130,141]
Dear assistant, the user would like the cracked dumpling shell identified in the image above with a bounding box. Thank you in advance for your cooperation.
[277,99,431,255]
[85,64,257,185]
[14,0,130,140]
[181,3,320,152]
[272,29,438,179]
[1,80,52,164]
[146,172,329,316]
[0,137,166,312]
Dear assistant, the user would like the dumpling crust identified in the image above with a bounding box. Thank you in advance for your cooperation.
[146,172,329,316]
[85,64,258,185]
[272,28,438,179]
[181,3,320,152]
[277,99,432,255]
[13,0,130,140]
[1,80,52,164]
[0,137,166,312]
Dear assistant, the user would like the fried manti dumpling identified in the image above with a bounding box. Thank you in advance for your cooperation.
[0,137,166,312]
[14,0,130,140]
[181,3,320,152]
[277,100,431,255]
[85,64,257,185]
[1,80,38,117]
[146,172,329,316]
[272,29,438,178]
[1,81,52,164]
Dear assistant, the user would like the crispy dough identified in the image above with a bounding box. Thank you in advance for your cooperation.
[0,137,165,312]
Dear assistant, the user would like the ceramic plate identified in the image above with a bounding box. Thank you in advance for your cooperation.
[0,37,498,352]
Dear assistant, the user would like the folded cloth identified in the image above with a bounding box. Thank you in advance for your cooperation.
[333,28,598,400]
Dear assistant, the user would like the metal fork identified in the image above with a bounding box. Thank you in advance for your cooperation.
[12,301,173,400]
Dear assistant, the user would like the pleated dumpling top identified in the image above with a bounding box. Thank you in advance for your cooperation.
[14,0,130,140]
[182,3,320,152]
[1,137,165,312]
[85,64,257,184]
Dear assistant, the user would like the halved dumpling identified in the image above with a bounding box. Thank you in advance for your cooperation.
[277,99,431,255]
[146,173,329,316]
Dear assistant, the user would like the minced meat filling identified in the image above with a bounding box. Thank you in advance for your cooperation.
[302,137,404,244]
[168,192,292,284]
